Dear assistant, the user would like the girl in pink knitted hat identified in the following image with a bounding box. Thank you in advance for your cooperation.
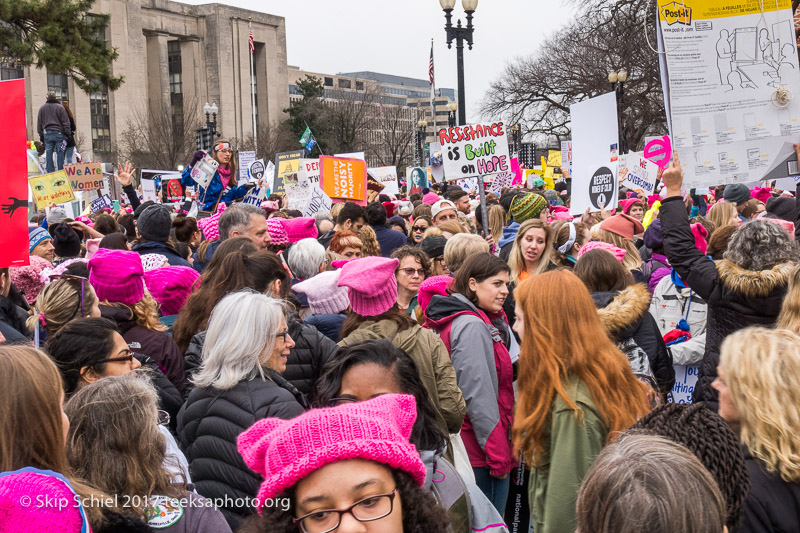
[236,394,451,533]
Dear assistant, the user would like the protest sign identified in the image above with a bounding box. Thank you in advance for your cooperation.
[140,179,160,203]
[188,154,218,189]
[670,365,700,404]
[0,79,29,267]
[368,166,399,195]
[285,180,313,211]
[320,156,367,201]
[273,151,304,194]
[658,0,800,187]
[407,167,428,196]
[643,135,672,169]
[265,161,276,191]
[750,141,800,188]
[547,151,562,169]
[29,170,76,206]
[249,159,266,183]
[570,92,619,215]
[303,186,334,217]
[335,151,365,161]
[561,141,573,171]
[488,171,514,195]
[162,177,183,203]
[64,161,103,192]
[439,122,511,180]
[455,178,478,193]
[90,194,113,213]
[620,152,660,195]
[238,151,256,181]
[242,186,268,206]
[429,142,445,183]
[299,159,321,186]
[510,157,523,186]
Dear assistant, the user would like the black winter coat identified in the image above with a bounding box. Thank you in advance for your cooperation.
[0,295,29,343]
[660,197,793,409]
[182,315,338,398]
[741,448,800,533]
[135,353,182,431]
[592,284,675,394]
[177,370,307,530]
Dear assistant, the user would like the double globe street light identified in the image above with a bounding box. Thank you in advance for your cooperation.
[439,0,477,127]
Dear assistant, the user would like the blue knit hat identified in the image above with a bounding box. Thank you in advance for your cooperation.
[28,226,51,253]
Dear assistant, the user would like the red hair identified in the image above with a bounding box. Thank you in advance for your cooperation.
[513,270,649,466]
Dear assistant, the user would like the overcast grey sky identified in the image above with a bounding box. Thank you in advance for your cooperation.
[179,0,576,120]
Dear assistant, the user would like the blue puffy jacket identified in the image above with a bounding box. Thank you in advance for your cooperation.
[181,165,249,211]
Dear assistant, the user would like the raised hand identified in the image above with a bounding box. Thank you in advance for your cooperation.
[116,161,136,187]
[1,197,26,217]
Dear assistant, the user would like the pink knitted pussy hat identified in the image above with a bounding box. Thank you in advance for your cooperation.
[237,394,426,509]
[280,217,318,243]
[578,240,627,262]
[338,256,399,316]
[88,248,144,306]
[197,202,226,241]
[266,218,289,246]
[0,467,90,533]
[143,266,201,316]
[293,270,350,315]
[417,275,452,315]
[422,191,440,205]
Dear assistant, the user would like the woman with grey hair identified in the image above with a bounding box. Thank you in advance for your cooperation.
[660,152,800,410]
[177,290,307,530]
[576,433,726,533]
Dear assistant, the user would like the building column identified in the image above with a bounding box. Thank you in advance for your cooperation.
[144,31,171,109]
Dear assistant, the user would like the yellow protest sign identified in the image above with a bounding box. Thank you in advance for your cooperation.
[547,150,562,168]
[29,170,76,206]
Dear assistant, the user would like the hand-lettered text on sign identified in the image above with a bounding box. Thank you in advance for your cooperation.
[439,122,511,181]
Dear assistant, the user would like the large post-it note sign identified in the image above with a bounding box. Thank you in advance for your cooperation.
[320,155,366,201]
[64,161,103,191]
[29,170,76,206]
[439,122,511,180]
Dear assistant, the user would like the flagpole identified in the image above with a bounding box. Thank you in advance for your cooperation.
[304,121,325,155]
[249,18,258,148]
[430,37,436,154]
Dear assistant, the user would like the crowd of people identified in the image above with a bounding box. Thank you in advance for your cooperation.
[2,142,800,533]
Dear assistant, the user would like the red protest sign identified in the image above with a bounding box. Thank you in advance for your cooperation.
[0,79,30,267]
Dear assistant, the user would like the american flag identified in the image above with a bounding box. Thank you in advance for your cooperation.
[429,41,435,105]
[249,24,254,53]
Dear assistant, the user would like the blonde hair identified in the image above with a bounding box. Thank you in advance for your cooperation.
[509,219,553,283]
[776,266,800,333]
[358,225,381,257]
[596,228,643,270]
[436,220,467,236]
[708,201,737,231]
[488,204,505,245]
[423,226,443,239]
[102,293,166,332]
[720,327,800,482]
[27,279,99,336]
[444,234,490,274]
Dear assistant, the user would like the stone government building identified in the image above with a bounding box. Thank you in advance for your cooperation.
[12,0,290,162]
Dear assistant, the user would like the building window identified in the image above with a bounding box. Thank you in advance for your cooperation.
[47,72,69,104]
[338,78,351,89]
[167,41,183,132]
[356,81,364,91]
[0,59,23,80]
[324,77,333,87]
[90,89,111,154]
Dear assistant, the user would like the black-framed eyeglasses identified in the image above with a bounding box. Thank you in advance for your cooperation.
[275,330,290,343]
[292,489,397,533]
[94,351,136,365]
[49,274,88,319]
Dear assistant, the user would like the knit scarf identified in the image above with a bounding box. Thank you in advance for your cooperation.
[218,165,231,189]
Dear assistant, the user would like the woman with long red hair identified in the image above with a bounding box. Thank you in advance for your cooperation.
[511,269,649,533]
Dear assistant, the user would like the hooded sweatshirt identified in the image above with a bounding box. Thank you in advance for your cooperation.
[425,293,515,477]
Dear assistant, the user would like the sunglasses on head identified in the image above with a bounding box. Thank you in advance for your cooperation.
[49,274,88,319]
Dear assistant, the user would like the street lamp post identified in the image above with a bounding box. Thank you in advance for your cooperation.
[447,102,458,127]
[511,123,521,155]
[417,119,428,167]
[196,102,219,151]
[440,0,477,126]
[608,69,628,153]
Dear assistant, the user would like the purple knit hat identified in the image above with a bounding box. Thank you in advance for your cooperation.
[237,394,426,509]
[422,191,440,205]
[338,256,399,316]
[0,467,90,533]
[143,266,201,315]
[293,270,350,315]
[88,249,145,305]
[9,256,51,305]
[266,219,289,246]
[280,217,318,243]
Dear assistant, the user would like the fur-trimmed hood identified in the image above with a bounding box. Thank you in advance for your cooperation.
[716,259,795,298]
[592,283,651,339]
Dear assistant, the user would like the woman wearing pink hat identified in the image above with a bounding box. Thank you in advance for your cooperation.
[337,256,465,458]
[236,394,450,532]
